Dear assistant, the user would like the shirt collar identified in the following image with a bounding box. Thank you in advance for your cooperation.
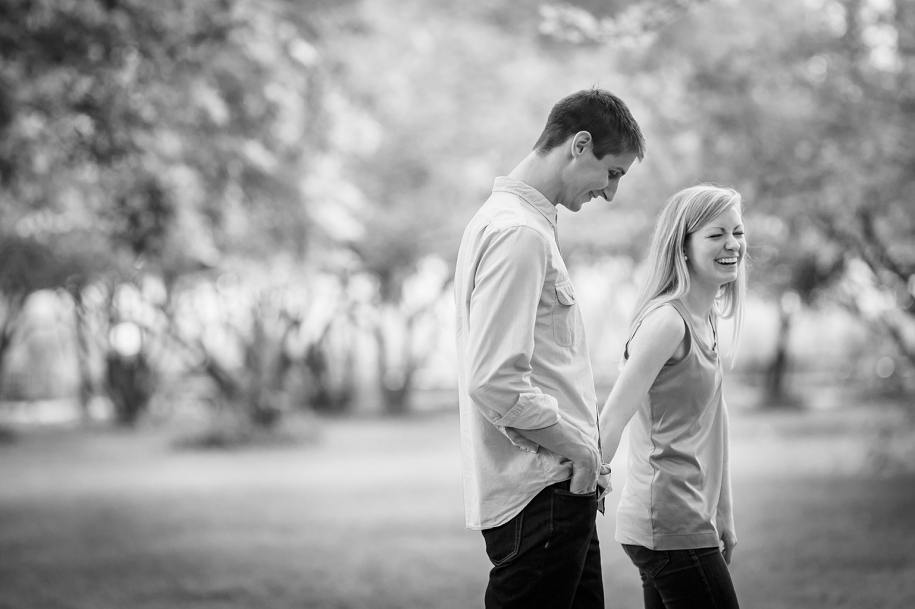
[492,177,558,227]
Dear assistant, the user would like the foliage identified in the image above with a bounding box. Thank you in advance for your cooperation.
[675,0,915,378]
[0,233,104,397]
[549,0,915,397]
[305,0,706,411]
[0,0,339,266]
[0,0,350,424]
[3,0,914,424]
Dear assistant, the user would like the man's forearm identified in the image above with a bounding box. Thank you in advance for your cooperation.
[514,418,599,474]
[515,418,601,493]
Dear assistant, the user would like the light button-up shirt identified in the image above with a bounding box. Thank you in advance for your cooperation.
[454,177,601,530]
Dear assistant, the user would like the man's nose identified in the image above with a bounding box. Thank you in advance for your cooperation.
[602,183,619,202]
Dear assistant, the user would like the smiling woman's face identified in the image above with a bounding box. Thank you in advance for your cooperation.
[685,206,747,289]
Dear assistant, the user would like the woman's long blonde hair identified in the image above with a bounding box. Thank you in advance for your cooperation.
[628,184,748,355]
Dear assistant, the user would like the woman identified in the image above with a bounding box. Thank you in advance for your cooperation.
[600,184,747,608]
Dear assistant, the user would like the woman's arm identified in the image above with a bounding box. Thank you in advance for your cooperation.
[717,399,737,564]
[600,305,687,464]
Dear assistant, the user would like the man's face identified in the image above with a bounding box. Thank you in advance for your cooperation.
[559,146,638,213]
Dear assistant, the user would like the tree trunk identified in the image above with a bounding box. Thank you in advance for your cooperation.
[375,316,413,415]
[70,291,96,420]
[106,351,153,426]
[762,296,803,408]
[0,293,27,399]
[305,319,355,414]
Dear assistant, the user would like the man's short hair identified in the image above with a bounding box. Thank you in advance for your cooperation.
[533,88,645,161]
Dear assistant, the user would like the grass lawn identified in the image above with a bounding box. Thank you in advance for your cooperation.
[1,397,914,609]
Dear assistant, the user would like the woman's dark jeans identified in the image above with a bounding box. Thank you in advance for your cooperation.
[622,544,740,609]
[481,480,603,609]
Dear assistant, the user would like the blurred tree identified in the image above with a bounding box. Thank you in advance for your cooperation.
[0,234,99,398]
[307,0,688,413]
[554,0,915,401]
[304,0,537,413]
[0,0,353,425]
[671,0,915,398]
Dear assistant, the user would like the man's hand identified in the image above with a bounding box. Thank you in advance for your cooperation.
[514,419,601,494]
[568,443,601,494]
[720,530,738,565]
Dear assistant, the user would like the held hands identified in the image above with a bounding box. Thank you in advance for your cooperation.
[513,420,611,495]
[720,530,738,565]
[598,462,613,495]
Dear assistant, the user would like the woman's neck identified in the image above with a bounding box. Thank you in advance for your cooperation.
[680,282,718,320]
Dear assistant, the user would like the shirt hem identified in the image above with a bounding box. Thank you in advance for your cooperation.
[464,475,571,531]
[615,528,720,550]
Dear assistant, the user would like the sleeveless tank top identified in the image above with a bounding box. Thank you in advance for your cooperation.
[614,299,732,550]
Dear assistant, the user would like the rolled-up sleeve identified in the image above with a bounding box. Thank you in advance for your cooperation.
[466,225,561,434]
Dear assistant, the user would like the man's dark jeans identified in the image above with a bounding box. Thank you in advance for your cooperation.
[481,480,602,609]
[622,544,740,609]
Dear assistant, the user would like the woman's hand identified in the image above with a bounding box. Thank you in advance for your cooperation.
[597,463,612,494]
[720,530,738,565]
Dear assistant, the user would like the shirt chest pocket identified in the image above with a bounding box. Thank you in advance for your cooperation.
[552,280,582,347]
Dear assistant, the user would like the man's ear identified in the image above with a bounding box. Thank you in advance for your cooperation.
[570,131,593,158]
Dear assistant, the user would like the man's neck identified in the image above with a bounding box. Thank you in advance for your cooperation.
[507,151,561,207]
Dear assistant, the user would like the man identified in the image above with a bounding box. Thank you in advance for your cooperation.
[454,88,646,608]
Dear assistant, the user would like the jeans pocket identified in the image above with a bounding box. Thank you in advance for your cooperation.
[550,487,597,541]
[482,513,524,566]
[622,544,670,578]
[554,487,597,499]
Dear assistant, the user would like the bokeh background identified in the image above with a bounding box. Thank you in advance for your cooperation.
[1,0,914,607]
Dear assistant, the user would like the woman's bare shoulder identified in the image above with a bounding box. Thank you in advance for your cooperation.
[632,304,687,354]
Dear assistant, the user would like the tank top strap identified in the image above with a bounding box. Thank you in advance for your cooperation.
[623,299,691,361]
[670,299,718,355]
[666,299,699,358]
[667,299,701,344]
[710,311,719,352]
